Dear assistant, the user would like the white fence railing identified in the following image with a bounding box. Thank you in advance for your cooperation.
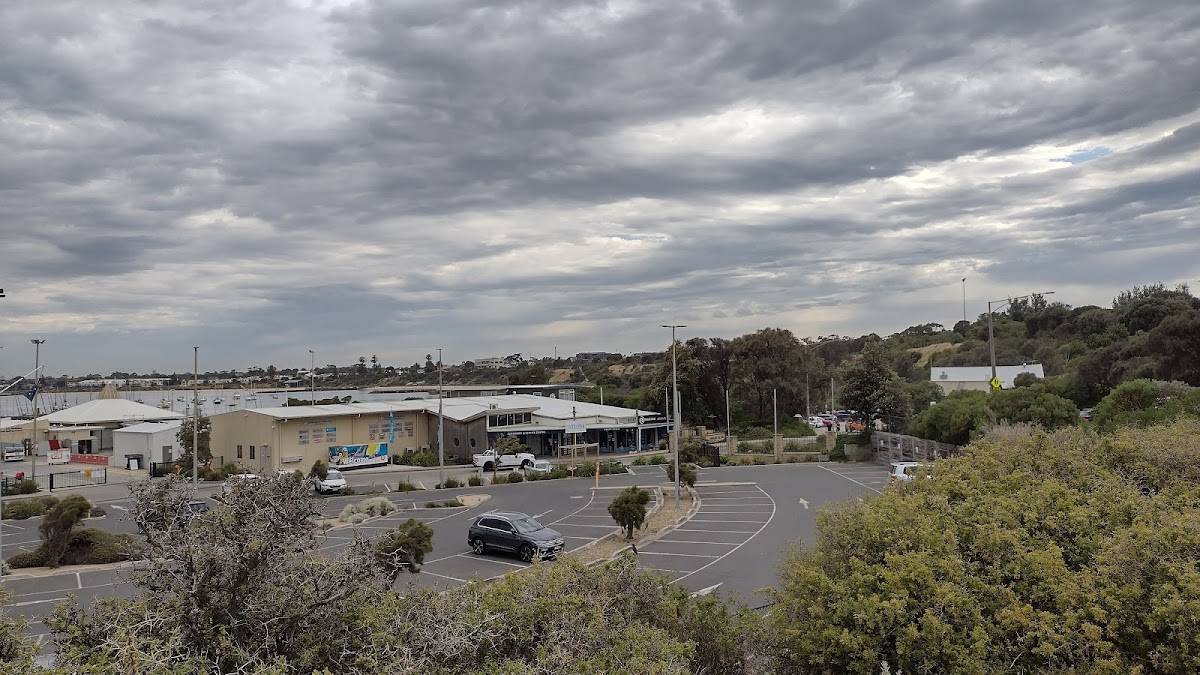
[872,432,960,463]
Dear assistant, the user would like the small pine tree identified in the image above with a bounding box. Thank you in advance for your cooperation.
[608,486,651,539]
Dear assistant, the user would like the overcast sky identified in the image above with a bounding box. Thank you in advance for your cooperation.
[2,0,1199,375]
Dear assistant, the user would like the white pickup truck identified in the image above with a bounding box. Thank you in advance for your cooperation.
[472,448,535,471]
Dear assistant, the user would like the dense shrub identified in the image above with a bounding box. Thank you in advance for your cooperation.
[506,471,524,484]
[608,486,651,538]
[337,497,395,522]
[1,479,39,497]
[2,495,58,520]
[41,495,93,567]
[467,475,483,486]
[631,456,648,466]
[8,529,141,569]
[647,454,668,465]
[665,463,697,487]
[435,478,462,489]
[393,450,439,467]
[394,481,419,492]
[1091,379,1200,432]
[526,466,571,481]
[88,506,106,518]
[309,459,328,480]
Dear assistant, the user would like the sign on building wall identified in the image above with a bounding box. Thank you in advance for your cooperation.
[328,442,389,468]
[565,420,587,435]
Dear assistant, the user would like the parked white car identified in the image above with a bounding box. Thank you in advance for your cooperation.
[472,448,535,471]
[527,460,553,474]
[889,462,931,483]
[223,473,261,494]
[312,469,347,494]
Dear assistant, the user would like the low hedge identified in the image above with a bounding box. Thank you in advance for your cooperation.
[1,479,40,497]
[8,529,143,569]
[3,495,59,520]
[391,450,439,467]
[467,475,483,486]
[435,478,462,489]
[525,466,571,481]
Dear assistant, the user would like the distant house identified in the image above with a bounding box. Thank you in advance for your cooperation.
[930,364,1045,394]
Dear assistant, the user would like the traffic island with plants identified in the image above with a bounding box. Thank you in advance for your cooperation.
[568,483,696,565]
[6,495,143,570]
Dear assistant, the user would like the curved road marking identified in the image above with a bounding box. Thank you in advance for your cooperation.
[818,464,883,494]
[671,484,777,585]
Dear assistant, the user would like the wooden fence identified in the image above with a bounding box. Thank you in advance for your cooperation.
[872,432,960,464]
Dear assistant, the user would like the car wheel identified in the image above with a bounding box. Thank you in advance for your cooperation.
[483,462,494,472]
[472,537,486,555]
[521,459,531,469]
[518,544,534,563]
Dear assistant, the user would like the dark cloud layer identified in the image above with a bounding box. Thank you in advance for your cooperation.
[1,0,1198,374]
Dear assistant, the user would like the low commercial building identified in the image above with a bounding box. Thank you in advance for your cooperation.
[365,383,586,401]
[0,397,184,456]
[209,394,668,475]
[112,420,183,471]
[930,364,1045,394]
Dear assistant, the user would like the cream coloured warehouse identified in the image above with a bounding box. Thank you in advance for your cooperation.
[209,395,668,474]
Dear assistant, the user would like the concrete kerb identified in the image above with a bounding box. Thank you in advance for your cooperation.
[567,485,665,562]
[3,558,147,580]
[588,482,702,566]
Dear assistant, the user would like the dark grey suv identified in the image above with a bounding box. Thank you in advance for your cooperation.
[468,512,565,562]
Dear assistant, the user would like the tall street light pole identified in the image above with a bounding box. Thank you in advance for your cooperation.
[192,346,199,485]
[308,349,315,403]
[962,277,967,325]
[30,340,44,483]
[987,291,1055,387]
[437,347,445,487]
[662,324,686,507]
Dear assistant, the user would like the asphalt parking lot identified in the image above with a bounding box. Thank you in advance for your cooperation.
[1,459,894,641]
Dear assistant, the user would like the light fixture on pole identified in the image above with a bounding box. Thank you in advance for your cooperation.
[30,339,44,483]
[661,324,686,506]
[987,291,1055,388]
[436,347,445,487]
[961,277,967,325]
[192,346,199,486]
[308,349,315,403]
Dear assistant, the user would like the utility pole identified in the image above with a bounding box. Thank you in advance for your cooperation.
[961,277,967,325]
[192,346,199,485]
[599,386,603,405]
[725,386,731,446]
[829,375,835,414]
[308,349,315,403]
[437,347,445,487]
[662,324,686,507]
[30,339,44,483]
[773,388,778,438]
[805,370,810,418]
[988,291,1055,389]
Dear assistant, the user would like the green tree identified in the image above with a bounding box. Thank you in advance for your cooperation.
[1146,311,1200,385]
[665,462,697,487]
[608,486,651,538]
[493,436,527,454]
[909,390,990,445]
[374,519,434,583]
[765,420,1200,674]
[176,415,211,470]
[838,341,912,427]
[1092,379,1200,432]
[732,328,803,424]
[309,458,328,480]
[39,494,92,567]
[988,385,1079,429]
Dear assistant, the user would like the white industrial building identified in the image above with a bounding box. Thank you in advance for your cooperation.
[930,364,1045,394]
[112,420,183,470]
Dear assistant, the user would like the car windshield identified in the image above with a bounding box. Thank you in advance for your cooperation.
[326,470,342,480]
[510,517,544,534]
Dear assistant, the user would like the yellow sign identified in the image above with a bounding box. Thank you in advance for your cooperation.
[989,377,1002,390]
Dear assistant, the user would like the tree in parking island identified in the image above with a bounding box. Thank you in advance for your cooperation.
[608,486,651,538]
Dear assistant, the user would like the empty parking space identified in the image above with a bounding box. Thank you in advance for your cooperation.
[817,462,891,493]
[409,487,658,589]
[636,483,774,583]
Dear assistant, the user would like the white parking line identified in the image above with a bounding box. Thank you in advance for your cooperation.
[418,570,468,583]
[636,551,719,558]
[819,464,883,494]
[457,554,527,569]
[654,539,739,546]
[671,528,758,534]
[686,518,770,524]
[672,485,778,585]
[553,523,618,528]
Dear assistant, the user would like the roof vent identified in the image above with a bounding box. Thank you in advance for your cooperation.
[939,371,948,379]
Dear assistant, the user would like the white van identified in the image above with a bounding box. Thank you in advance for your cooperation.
[889,462,931,483]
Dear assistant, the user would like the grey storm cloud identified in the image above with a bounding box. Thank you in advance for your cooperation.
[1,0,1199,374]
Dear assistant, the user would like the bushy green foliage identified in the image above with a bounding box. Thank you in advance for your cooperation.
[392,449,439,467]
[911,386,1079,445]
[394,480,419,492]
[2,495,57,520]
[467,474,482,486]
[505,471,524,483]
[631,456,648,465]
[308,459,328,480]
[765,420,1200,674]
[647,454,668,465]
[338,496,395,522]
[1091,379,1200,432]
[9,528,141,569]
[435,478,462,489]
[373,519,434,581]
[665,463,697,487]
[1,479,39,497]
[608,486,651,538]
[40,495,93,567]
[493,436,528,454]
